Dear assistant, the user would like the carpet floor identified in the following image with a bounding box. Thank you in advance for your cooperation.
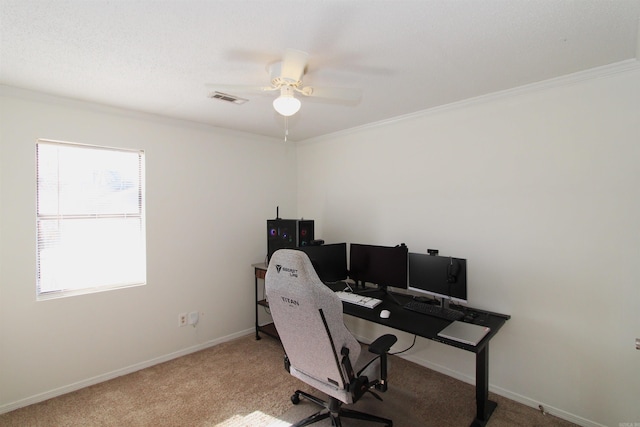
[0,334,577,426]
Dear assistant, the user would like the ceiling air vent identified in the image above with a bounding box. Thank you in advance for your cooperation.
[209,91,248,105]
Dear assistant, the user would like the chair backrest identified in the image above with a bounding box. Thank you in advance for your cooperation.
[265,249,361,392]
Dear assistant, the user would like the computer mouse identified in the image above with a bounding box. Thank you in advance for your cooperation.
[380,309,391,319]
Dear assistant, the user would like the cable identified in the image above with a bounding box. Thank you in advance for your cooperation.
[389,334,417,355]
[342,282,355,293]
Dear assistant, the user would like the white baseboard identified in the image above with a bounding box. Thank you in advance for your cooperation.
[352,331,604,427]
[486,384,607,427]
[0,328,254,415]
[2,327,606,427]
[398,353,605,427]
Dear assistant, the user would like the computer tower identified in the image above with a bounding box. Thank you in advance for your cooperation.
[267,219,314,262]
[297,219,314,247]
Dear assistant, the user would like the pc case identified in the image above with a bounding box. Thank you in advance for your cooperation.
[267,219,314,262]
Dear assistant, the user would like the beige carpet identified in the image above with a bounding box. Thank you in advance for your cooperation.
[0,334,577,426]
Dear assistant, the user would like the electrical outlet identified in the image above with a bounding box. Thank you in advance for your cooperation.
[188,311,199,326]
[179,313,188,327]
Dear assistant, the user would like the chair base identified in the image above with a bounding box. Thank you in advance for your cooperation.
[290,390,392,427]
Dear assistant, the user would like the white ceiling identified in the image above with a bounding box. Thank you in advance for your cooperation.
[2,0,639,142]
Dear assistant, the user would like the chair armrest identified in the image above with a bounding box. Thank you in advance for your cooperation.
[368,334,397,355]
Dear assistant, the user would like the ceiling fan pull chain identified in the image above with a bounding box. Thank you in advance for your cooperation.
[284,117,289,142]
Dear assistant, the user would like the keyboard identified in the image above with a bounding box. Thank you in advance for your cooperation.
[403,300,464,321]
[335,291,382,309]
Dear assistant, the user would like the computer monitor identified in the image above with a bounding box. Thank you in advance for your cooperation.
[349,243,408,289]
[297,243,348,283]
[408,252,467,304]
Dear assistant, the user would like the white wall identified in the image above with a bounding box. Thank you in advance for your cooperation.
[296,66,640,427]
[1,64,638,425]
[0,87,297,412]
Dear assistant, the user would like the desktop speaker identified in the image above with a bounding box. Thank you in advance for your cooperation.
[267,219,314,262]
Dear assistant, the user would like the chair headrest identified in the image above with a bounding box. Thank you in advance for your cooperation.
[266,249,322,286]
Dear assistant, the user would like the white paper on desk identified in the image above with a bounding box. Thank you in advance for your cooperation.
[437,321,490,346]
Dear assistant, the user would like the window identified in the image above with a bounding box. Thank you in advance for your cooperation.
[36,139,146,298]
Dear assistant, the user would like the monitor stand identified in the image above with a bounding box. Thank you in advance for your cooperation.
[358,283,403,306]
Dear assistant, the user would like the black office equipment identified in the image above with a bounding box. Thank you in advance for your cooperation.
[408,253,467,305]
[349,243,408,289]
[252,261,511,427]
[403,299,464,321]
[267,218,314,262]
[297,243,348,283]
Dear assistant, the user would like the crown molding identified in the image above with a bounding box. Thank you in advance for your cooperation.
[300,59,640,145]
[0,84,285,144]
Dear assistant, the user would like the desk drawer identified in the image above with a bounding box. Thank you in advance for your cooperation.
[255,268,266,279]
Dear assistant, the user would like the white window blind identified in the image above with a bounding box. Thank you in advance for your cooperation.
[36,139,146,298]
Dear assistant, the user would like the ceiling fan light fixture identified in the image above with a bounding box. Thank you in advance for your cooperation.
[273,86,301,116]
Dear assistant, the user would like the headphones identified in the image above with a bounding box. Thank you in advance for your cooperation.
[447,258,460,283]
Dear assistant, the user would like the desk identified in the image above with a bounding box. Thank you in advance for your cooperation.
[252,263,510,427]
[253,263,279,340]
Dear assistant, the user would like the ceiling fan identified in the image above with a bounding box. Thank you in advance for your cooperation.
[208,49,362,117]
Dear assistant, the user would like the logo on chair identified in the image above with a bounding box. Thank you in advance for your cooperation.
[275,264,298,277]
[281,296,300,306]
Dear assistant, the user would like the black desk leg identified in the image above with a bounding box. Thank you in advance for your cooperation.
[471,344,497,427]
[254,273,261,340]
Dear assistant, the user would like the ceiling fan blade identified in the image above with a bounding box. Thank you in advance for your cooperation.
[301,86,363,102]
[280,49,309,82]
[205,84,276,94]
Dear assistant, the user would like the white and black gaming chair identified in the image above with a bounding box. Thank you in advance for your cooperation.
[265,249,397,427]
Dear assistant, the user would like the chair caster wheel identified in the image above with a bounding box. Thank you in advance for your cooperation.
[291,393,300,404]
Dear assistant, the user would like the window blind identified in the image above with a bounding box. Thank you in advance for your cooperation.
[36,139,146,297]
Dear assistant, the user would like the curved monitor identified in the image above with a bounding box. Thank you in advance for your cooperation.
[408,253,467,303]
[349,243,408,289]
